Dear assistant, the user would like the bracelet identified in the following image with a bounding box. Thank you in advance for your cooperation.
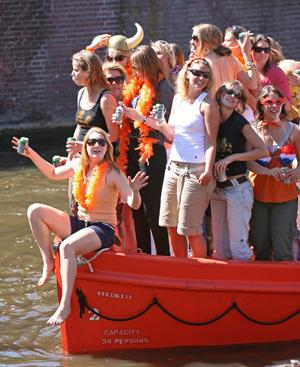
[143,116,147,123]
[156,118,166,127]
[245,61,256,71]
[86,46,95,53]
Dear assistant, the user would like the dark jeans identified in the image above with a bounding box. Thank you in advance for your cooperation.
[127,138,170,256]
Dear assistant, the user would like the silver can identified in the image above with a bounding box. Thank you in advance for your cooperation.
[154,104,164,120]
[52,155,60,167]
[281,167,291,184]
[67,137,76,142]
[115,106,123,123]
[216,171,227,182]
[17,137,29,155]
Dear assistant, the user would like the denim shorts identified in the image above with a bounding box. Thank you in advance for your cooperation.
[69,216,115,249]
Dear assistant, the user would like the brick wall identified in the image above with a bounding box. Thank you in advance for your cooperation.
[1,0,300,128]
[0,0,120,127]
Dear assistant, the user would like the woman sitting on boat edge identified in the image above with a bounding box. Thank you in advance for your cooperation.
[12,128,148,325]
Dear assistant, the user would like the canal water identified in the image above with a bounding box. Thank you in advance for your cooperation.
[1,127,300,367]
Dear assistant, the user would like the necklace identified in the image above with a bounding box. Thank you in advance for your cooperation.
[116,74,163,170]
[72,161,108,210]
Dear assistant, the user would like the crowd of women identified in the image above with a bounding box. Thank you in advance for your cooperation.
[13,22,300,325]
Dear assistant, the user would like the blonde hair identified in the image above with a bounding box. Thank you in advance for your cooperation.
[102,62,129,84]
[151,41,176,69]
[192,23,231,57]
[215,80,247,114]
[176,58,214,99]
[72,50,110,97]
[80,127,119,178]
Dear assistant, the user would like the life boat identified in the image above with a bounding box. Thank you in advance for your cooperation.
[53,246,300,354]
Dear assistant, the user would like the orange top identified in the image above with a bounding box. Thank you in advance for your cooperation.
[77,171,118,226]
[249,123,299,203]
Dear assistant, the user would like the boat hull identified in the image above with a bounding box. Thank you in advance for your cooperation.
[54,250,300,354]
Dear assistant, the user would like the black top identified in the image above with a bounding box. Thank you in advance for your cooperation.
[216,110,249,177]
[129,78,175,146]
[75,88,110,142]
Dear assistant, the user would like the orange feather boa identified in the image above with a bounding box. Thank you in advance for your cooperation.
[116,75,162,171]
[72,162,108,210]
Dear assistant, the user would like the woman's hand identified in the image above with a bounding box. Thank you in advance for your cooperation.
[128,171,149,192]
[214,157,232,175]
[266,167,283,181]
[89,34,111,50]
[199,170,212,186]
[239,31,252,55]
[12,137,32,157]
[288,73,300,87]
[66,140,83,155]
[284,168,300,183]
[120,105,144,122]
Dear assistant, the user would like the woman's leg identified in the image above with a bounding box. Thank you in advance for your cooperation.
[249,200,271,260]
[48,227,102,325]
[138,144,170,256]
[27,203,72,286]
[168,227,188,257]
[270,199,298,261]
[127,140,152,253]
[210,189,231,260]
[227,182,253,261]
[188,234,207,258]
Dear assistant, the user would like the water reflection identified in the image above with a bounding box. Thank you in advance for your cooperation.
[0,129,300,366]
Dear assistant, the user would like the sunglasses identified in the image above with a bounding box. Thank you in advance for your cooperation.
[106,55,126,62]
[225,89,243,100]
[155,40,168,45]
[87,138,107,147]
[106,76,124,85]
[260,97,286,106]
[191,35,199,42]
[188,69,210,79]
[253,46,270,54]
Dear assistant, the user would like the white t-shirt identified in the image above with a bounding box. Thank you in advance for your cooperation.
[169,92,207,163]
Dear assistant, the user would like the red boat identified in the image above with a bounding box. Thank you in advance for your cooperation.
[54,248,300,354]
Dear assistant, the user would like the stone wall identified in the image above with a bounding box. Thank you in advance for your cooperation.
[1,0,300,128]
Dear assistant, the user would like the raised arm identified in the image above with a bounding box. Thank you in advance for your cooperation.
[12,137,77,180]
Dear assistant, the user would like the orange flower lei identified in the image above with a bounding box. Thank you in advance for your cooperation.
[116,74,163,171]
[72,162,108,210]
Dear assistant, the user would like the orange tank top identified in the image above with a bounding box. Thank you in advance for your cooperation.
[77,170,119,227]
[249,122,299,203]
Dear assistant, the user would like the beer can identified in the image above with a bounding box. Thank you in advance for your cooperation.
[17,137,29,155]
[67,137,76,142]
[154,104,165,120]
[216,171,227,182]
[281,167,291,184]
[52,155,60,168]
[115,106,123,123]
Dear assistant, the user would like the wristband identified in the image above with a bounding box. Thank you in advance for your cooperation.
[86,46,95,53]
[156,118,166,127]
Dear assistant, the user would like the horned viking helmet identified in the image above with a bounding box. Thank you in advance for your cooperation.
[107,23,144,51]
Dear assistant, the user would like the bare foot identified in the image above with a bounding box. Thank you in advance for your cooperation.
[37,259,55,286]
[47,305,71,325]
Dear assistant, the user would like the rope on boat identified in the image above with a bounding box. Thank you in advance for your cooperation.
[76,289,300,325]
[76,248,110,273]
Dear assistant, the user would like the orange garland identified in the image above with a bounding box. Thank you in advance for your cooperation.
[72,162,108,210]
[116,75,163,171]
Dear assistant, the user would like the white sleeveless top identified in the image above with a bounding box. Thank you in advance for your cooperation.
[169,92,207,163]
